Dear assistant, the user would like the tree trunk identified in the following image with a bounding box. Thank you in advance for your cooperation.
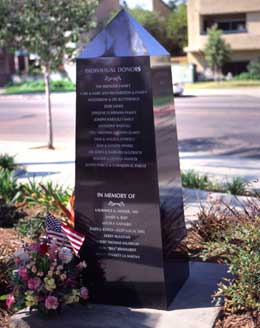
[44,65,54,149]
[213,65,218,81]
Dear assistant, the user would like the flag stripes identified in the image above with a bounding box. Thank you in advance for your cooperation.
[45,213,85,255]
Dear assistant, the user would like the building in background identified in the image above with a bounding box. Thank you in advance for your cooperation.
[185,0,260,79]
[0,50,15,86]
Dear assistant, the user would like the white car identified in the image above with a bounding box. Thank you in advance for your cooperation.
[173,82,184,96]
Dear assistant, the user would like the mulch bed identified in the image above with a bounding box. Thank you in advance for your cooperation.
[0,308,9,328]
[215,311,260,328]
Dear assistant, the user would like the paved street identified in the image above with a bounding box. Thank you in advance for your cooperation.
[0,90,260,184]
[176,92,260,158]
[0,93,76,143]
[0,91,260,157]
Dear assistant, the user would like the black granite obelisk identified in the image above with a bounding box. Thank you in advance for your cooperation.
[75,9,189,310]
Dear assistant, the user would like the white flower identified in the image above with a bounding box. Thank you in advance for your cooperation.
[14,248,29,263]
[58,247,73,264]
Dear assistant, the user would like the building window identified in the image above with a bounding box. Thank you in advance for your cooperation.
[202,14,247,34]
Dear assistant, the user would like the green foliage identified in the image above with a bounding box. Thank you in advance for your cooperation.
[204,25,231,78]
[0,168,25,227]
[181,170,249,195]
[203,220,260,313]
[5,79,75,94]
[164,4,187,55]
[235,59,260,80]
[0,0,99,70]
[0,200,25,228]
[167,0,178,10]
[189,193,260,314]
[225,177,247,196]
[0,154,16,171]
[0,0,99,148]
[181,170,217,190]
[0,169,22,204]
[186,80,260,88]
[22,179,71,212]
[16,214,45,240]
[129,8,165,44]
[247,59,260,79]
[113,5,188,56]
[234,72,259,80]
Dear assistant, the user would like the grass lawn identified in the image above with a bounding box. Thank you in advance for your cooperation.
[4,79,75,94]
[185,80,260,89]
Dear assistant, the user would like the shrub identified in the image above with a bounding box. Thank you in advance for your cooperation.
[204,220,260,314]
[247,59,260,79]
[225,177,247,196]
[234,72,260,81]
[181,170,250,195]
[235,58,260,80]
[16,213,45,240]
[189,194,260,315]
[0,200,25,228]
[0,169,22,204]
[5,79,75,94]
[181,170,217,190]
[22,179,71,213]
[0,154,17,171]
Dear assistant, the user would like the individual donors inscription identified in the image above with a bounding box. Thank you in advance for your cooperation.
[78,57,150,170]
[76,56,162,273]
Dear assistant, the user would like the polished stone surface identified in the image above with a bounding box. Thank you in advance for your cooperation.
[78,10,169,58]
[75,9,188,309]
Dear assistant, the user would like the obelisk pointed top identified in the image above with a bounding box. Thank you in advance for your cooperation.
[78,9,169,59]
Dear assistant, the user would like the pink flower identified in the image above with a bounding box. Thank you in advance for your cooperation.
[80,287,89,300]
[6,294,15,309]
[77,261,87,270]
[29,243,39,252]
[45,296,59,310]
[18,267,29,281]
[28,277,41,290]
[49,243,58,260]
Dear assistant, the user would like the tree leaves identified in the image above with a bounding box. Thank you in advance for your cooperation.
[204,25,231,77]
[0,0,99,69]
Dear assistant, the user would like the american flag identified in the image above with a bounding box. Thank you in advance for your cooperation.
[45,213,85,255]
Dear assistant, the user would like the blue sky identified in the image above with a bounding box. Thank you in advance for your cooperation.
[120,0,170,10]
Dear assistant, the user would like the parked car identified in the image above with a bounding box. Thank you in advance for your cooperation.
[173,82,184,96]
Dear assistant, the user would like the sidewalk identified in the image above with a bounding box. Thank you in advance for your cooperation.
[2,141,257,228]
[184,87,260,97]
[5,141,259,188]
[180,152,260,189]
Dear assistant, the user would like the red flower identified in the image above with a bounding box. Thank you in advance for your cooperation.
[39,243,49,255]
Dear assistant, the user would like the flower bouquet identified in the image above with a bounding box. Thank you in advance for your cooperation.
[4,188,89,315]
[6,241,89,314]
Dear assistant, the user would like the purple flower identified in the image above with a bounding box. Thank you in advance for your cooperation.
[45,296,59,310]
[80,287,89,300]
[18,267,29,281]
[27,277,41,290]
